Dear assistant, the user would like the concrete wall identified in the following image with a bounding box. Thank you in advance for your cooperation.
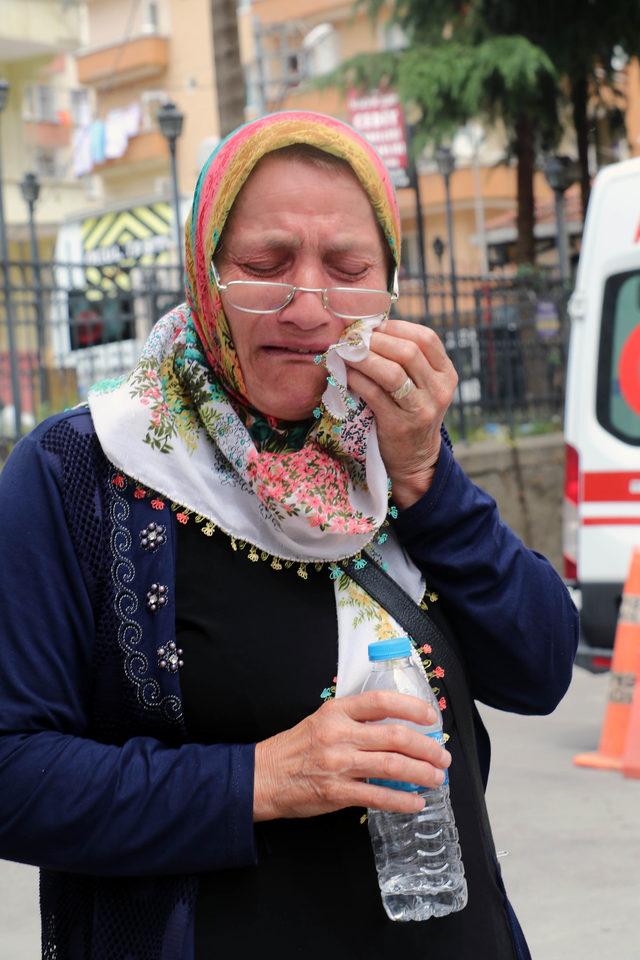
[455,432,565,573]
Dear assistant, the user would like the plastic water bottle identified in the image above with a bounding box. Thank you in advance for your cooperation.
[362,636,468,921]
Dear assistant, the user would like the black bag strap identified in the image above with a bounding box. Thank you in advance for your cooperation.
[339,555,520,957]
[338,555,497,857]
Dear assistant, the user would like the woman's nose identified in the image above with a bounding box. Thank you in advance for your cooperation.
[278,287,331,328]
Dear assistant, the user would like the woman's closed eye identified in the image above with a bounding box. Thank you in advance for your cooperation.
[238,265,374,288]
[332,269,370,284]
[238,261,292,280]
[324,256,382,285]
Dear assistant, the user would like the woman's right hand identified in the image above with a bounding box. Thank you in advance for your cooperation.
[253,691,451,821]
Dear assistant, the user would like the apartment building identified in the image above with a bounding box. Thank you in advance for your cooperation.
[0,1,246,426]
[0,0,88,256]
[59,0,233,268]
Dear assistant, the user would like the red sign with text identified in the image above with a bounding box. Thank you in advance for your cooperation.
[346,88,409,188]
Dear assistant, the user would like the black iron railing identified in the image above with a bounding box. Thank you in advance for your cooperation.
[0,260,570,445]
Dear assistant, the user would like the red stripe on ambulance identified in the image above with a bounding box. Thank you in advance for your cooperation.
[583,517,640,525]
[583,472,640,502]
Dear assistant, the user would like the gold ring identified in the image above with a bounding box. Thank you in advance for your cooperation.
[390,377,416,402]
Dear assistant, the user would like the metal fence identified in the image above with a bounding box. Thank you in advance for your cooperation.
[396,271,570,440]
[0,259,570,449]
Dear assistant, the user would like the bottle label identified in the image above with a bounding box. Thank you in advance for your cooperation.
[369,731,448,792]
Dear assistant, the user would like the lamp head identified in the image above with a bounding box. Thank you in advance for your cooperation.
[0,78,9,113]
[157,101,184,142]
[435,144,455,178]
[20,171,41,205]
[432,235,445,260]
[543,154,577,194]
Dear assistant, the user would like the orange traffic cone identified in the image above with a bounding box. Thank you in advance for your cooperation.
[622,644,640,779]
[574,548,640,772]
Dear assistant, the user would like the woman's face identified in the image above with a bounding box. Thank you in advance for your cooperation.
[214,153,389,420]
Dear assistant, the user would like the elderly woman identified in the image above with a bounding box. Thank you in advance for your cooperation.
[0,112,577,960]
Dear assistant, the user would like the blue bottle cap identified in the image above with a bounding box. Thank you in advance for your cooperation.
[368,637,412,661]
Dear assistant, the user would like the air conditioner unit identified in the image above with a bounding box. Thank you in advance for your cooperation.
[302,23,339,77]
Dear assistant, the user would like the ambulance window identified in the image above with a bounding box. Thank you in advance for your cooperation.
[596,269,640,445]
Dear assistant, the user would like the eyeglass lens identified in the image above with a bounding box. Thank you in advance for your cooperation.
[223,281,392,318]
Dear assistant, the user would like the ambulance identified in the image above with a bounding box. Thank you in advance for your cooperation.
[564,156,640,670]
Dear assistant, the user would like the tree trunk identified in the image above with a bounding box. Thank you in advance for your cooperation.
[514,112,536,266]
[211,0,246,137]
[571,75,591,218]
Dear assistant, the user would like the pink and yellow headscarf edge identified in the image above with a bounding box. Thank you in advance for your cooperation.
[184,111,402,395]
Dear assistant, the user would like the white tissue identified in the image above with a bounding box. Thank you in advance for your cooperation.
[321,316,383,420]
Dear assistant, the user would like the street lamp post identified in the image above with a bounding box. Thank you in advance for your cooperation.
[157,101,185,282]
[543,155,576,285]
[405,122,429,321]
[432,235,446,321]
[435,144,466,440]
[0,78,22,439]
[20,171,47,407]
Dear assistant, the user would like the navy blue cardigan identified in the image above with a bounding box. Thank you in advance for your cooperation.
[0,409,578,959]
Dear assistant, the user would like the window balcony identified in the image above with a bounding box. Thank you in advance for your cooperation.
[0,0,82,61]
[92,130,168,173]
[24,121,73,151]
[76,35,170,90]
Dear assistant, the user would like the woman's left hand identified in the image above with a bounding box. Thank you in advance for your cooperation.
[346,318,458,509]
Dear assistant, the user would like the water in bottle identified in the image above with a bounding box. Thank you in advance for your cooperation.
[362,636,468,922]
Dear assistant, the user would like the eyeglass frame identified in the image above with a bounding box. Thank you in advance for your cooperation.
[210,261,399,320]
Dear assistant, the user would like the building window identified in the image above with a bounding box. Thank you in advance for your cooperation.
[24,85,58,123]
[24,86,90,127]
[257,24,306,99]
[143,0,160,33]
[33,147,60,179]
[379,22,409,52]
[70,89,91,126]
[597,268,640,444]
[285,53,302,86]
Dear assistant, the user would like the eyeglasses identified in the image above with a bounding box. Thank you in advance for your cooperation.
[211,262,397,321]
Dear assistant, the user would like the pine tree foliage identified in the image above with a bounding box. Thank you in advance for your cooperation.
[375,0,640,211]
[476,0,640,211]
[324,37,557,149]
[360,0,472,43]
[333,0,640,262]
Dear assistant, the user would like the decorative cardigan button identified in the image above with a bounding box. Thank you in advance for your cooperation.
[147,583,168,613]
[157,641,184,672]
[139,522,166,552]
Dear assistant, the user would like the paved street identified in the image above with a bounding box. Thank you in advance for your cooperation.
[480,668,640,960]
[1,667,638,959]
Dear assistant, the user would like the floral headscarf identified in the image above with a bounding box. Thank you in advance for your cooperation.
[185,111,400,405]
[88,110,405,564]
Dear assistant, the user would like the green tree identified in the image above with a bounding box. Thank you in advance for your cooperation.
[336,0,640,264]
[476,0,640,215]
[331,11,559,265]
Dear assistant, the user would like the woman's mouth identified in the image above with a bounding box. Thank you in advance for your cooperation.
[263,345,328,357]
